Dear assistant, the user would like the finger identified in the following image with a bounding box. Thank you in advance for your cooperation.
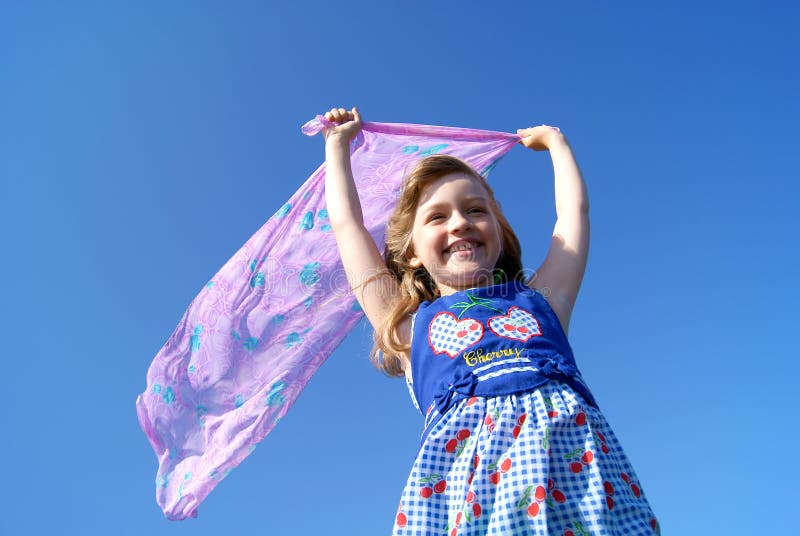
[352,106,362,124]
[329,107,346,122]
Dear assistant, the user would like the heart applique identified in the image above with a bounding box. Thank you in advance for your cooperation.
[428,312,483,358]
[487,306,542,342]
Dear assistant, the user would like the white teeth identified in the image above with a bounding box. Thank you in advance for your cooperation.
[449,242,475,253]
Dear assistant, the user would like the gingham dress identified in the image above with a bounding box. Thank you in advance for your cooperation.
[392,282,659,535]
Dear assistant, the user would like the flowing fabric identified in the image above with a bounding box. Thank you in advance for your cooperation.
[135,116,521,520]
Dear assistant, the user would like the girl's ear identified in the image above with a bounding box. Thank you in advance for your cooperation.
[407,249,423,269]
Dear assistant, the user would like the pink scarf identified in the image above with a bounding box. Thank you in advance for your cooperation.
[136,116,521,519]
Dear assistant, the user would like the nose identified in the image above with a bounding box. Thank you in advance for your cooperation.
[448,210,472,233]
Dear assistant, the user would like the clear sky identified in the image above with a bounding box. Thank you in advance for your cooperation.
[1,2,798,535]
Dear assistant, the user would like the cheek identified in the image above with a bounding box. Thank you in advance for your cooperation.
[407,230,426,263]
[408,229,420,255]
[412,226,434,248]
[410,234,442,267]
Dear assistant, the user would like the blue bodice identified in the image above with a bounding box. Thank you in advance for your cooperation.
[410,280,597,439]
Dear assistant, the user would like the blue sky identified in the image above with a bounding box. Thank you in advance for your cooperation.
[1,2,798,534]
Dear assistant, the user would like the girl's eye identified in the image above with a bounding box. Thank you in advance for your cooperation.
[427,214,444,222]
[468,207,486,214]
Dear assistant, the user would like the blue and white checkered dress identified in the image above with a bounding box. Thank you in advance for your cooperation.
[393,282,658,535]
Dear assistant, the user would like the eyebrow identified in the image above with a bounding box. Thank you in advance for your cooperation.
[419,196,489,213]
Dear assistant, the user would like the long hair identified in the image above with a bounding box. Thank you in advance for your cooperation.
[370,154,524,376]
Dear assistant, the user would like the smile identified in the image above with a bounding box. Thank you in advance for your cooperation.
[446,241,480,254]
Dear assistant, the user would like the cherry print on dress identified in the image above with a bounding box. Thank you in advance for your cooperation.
[418,473,448,499]
[444,428,472,456]
[518,483,547,518]
[487,306,542,342]
[428,311,484,358]
[395,502,408,527]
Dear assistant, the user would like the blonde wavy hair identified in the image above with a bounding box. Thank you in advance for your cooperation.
[370,154,525,377]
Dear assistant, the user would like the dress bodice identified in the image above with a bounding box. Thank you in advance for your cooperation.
[409,280,596,438]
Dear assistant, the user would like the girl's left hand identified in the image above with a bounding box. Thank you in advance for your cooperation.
[323,107,362,143]
[517,125,564,151]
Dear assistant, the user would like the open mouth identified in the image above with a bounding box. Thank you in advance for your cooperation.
[446,241,480,255]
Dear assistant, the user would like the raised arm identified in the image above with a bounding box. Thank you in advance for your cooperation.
[517,126,589,335]
[323,108,406,339]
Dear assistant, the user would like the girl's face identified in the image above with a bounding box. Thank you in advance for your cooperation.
[408,173,502,295]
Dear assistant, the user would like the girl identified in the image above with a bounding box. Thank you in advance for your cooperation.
[323,107,658,535]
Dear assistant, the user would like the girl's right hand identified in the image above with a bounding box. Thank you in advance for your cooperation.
[323,107,362,143]
[517,125,565,151]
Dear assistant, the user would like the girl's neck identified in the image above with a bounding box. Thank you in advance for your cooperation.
[436,278,516,297]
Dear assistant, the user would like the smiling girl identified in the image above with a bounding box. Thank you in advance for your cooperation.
[322,107,658,535]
